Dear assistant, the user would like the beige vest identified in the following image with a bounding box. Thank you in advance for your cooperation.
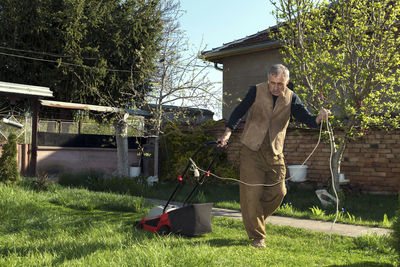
[240,82,293,154]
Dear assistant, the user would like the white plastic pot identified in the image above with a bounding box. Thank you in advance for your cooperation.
[129,167,141,177]
[339,173,350,184]
[287,165,308,182]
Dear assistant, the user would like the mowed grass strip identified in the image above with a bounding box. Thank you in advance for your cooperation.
[0,184,396,266]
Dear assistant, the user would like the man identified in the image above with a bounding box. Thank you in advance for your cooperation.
[218,64,330,248]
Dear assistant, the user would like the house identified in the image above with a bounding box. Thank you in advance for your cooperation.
[202,26,282,119]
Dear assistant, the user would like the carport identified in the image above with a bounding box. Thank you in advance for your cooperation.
[0,81,53,176]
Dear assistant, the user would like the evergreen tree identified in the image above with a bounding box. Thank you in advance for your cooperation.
[0,0,163,107]
[0,133,20,184]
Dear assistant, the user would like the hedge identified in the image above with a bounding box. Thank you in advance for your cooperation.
[160,120,239,184]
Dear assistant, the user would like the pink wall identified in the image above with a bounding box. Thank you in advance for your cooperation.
[36,146,141,175]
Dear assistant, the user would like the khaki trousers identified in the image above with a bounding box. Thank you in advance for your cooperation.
[240,135,287,240]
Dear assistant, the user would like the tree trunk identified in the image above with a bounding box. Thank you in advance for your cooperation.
[331,151,341,193]
[151,103,163,181]
[114,114,129,177]
[153,135,159,178]
[327,123,346,194]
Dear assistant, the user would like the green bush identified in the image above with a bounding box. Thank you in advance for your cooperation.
[0,133,20,184]
[392,193,400,260]
[160,120,239,184]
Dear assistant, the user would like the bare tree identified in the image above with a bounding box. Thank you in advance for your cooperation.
[144,0,221,181]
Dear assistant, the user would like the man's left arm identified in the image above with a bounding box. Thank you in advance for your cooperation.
[291,93,330,128]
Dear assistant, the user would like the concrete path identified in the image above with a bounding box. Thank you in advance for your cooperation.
[212,207,392,237]
[146,199,393,237]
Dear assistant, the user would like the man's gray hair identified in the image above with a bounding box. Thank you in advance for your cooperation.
[268,64,290,80]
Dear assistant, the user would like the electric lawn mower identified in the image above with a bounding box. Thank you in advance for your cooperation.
[135,140,223,237]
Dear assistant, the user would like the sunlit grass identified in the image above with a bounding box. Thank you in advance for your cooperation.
[0,183,397,266]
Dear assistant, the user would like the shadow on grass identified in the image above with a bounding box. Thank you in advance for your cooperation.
[0,213,150,264]
[0,240,118,266]
[50,241,114,266]
[201,237,250,247]
[1,201,145,241]
[328,262,393,267]
[132,226,250,248]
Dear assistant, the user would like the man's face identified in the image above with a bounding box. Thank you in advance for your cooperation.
[268,74,288,97]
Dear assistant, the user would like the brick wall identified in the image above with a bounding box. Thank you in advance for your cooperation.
[207,125,400,193]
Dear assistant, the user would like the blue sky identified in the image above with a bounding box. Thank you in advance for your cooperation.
[180,0,276,54]
[178,0,277,117]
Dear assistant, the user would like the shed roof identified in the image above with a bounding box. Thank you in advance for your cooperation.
[0,81,53,98]
[40,99,150,117]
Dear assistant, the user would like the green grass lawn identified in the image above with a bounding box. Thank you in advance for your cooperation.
[0,182,397,266]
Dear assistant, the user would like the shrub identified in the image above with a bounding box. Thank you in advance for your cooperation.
[32,172,53,191]
[160,120,239,184]
[0,133,20,184]
[353,233,393,255]
[392,193,400,260]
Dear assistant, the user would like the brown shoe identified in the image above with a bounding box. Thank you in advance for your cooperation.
[252,238,266,248]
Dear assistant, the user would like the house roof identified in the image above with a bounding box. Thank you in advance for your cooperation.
[201,25,280,63]
[146,103,214,116]
[0,81,53,98]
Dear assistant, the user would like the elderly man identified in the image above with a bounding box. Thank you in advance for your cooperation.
[218,64,330,248]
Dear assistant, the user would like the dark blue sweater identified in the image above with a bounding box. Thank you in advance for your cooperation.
[226,86,318,130]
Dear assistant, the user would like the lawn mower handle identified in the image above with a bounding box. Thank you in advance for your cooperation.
[163,140,222,213]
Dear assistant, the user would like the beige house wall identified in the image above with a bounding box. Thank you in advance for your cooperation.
[221,48,283,119]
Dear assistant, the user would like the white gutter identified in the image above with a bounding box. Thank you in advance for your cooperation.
[0,81,53,97]
[202,41,281,62]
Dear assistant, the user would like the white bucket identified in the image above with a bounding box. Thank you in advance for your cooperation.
[287,165,308,182]
[129,167,141,177]
[339,173,350,184]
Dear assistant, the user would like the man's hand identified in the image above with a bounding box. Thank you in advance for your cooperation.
[217,127,232,147]
[316,108,331,124]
